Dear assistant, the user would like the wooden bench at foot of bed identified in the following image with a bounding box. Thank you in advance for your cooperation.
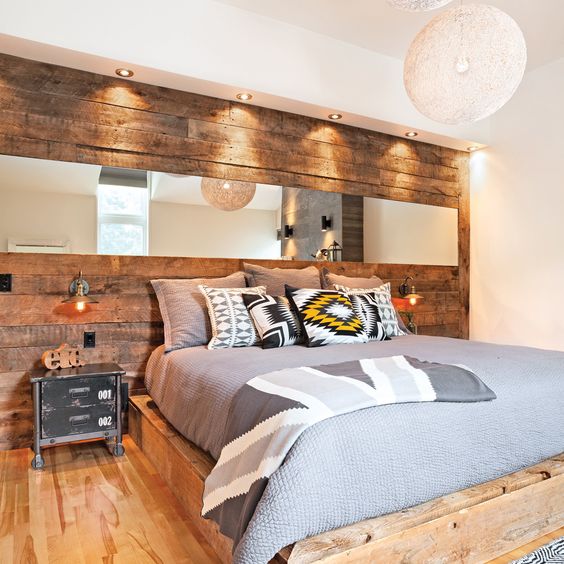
[128,395,564,564]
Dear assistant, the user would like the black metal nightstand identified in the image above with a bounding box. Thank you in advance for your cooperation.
[29,362,126,469]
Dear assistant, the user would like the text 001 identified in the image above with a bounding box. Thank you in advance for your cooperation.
[98,389,113,400]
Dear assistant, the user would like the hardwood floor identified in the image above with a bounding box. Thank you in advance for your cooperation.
[488,527,564,564]
[0,436,221,563]
[0,437,561,563]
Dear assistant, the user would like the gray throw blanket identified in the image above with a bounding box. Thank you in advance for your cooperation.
[202,355,495,544]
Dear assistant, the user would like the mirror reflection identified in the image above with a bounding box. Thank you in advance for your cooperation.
[0,154,458,265]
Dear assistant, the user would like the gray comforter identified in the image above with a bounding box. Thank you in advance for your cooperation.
[146,336,564,563]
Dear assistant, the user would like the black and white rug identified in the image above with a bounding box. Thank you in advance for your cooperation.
[511,536,564,564]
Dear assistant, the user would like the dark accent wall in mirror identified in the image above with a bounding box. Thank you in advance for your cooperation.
[0,153,458,265]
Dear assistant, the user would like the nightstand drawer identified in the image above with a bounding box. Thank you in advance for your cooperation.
[41,404,116,438]
[41,376,116,409]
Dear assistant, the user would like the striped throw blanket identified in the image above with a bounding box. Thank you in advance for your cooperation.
[202,355,496,543]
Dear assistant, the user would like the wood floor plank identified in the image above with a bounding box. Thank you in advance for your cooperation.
[1,437,220,564]
[1,436,560,563]
[487,526,564,563]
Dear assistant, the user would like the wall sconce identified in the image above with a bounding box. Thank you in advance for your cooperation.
[321,216,332,232]
[284,225,294,239]
[62,271,99,312]
[398,275,424,333]
[399,276,424,306]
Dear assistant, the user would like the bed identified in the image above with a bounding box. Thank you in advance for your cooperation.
[135,335,564,563]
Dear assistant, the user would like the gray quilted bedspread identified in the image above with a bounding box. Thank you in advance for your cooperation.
[146,336,564,564]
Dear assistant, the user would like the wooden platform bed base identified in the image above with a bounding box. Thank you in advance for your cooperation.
[128,395,564,563]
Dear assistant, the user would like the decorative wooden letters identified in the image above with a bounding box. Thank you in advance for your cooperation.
[41,344,86,370]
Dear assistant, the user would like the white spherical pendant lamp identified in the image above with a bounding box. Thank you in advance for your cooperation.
[404,4,527,124]
[201,178,256,211]
[387,0,453,12]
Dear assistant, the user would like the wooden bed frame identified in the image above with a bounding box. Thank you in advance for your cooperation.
[129,395,564,563]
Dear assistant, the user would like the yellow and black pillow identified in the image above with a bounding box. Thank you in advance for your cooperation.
[285,286,368,347]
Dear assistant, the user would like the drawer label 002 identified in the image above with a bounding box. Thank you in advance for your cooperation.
[98,416,113,427]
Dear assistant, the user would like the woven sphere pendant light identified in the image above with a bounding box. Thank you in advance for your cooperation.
[387,0,453,12]
[201,178,256,211]
[404,4,527,125]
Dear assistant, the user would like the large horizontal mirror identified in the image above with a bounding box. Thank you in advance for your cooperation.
[0,154,458,265]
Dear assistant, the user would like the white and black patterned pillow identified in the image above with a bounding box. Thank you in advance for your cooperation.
[199,285,266,349]
[243,294,302,349]
[348,293,388,342]
[285,286,368,347]
[335,282,406,338]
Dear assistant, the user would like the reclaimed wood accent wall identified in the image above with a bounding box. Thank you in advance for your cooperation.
[0,255,460,450]
[0,53,469,449]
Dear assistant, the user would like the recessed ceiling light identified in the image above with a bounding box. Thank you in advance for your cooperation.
[405,131,418,137]
[236,93,253,101]
[115,68,134,78]
[467,145,480,152]
[328,113,343,120]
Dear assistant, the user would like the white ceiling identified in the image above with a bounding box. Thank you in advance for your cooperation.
[214,0,564,71]
[1,0,562,152]
[0,154,101,196]
[0,1,492,150]
[150,173,282,210]
[0,154,282,211]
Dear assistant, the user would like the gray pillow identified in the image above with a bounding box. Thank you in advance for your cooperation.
[151,272,247,352]
[321,268,384,290]
[243,263,321,296]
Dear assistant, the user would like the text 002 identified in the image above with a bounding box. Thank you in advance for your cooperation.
[98,416,113,427]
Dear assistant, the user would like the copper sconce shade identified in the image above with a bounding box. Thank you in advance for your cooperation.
[62,271,99,312]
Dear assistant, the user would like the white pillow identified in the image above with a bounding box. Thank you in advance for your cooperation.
[199,285,266,349]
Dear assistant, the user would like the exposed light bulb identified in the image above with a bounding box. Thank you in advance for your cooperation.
[455,56,470,74]
[76,301,86,312]
[222,182,231,190]
[409,297,417,306]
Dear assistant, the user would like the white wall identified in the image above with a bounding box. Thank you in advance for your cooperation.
[470,57,564,351]
[0,190,97,253]
[364,198,458,266]
[0,186,281,258]
[150,201,281,259]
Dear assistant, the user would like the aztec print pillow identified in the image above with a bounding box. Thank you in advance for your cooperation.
[199,285,266,349]
[335,282,406,338]
[285,286,368,347]
[242,294,302,349]
[348,293,388,342]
